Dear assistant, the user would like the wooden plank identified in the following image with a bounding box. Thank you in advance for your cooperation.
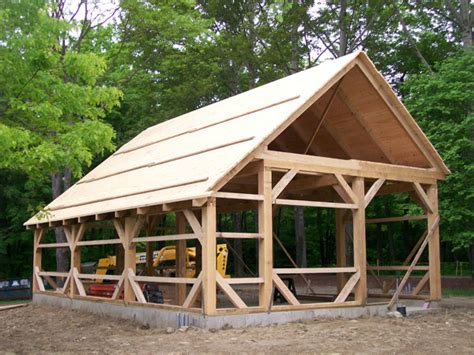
[364,178,385,208]
[427,184,441,300]
[61,272,71,294]
[213,192,264,201]
[412,272,430,295]
[77,273,123,281]
[183,209,203,241]
[216,232,261,239]
[334,174,358,204]
[132,233,197,243]
[37,242,69,248]
[182,272,202,308]
[72,268,86,296]
[352,177,367,304]
[216,273,247,309]
[275,198,357,209]
[272,271,300,305]
[34,266,45,292]
[413,183,434,213]
[127,268,147,303]
[202,198,217,315]
[259,150,442,183]
[0,303,29,311]
[112,272,125,300]
[258,163,273,309]
[367,266,429,271]
[334,270,360,303]
[134,275,197,284]
[176,212,187,305]
[366,215,427,224]
[274,267,357,274]
[272,169,299,201]
[76,239,122,246]
[388,216,440,309]
[226,278,264,284]
[38,271,69,277]
[122,216,144,302]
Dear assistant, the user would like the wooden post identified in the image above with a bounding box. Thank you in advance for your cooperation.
[32,229,44,292]
[427,184,441,300]
[258,162,273,308]
[175,212,187,305]
[120,216,144,303]
[352,177,367,304]
[335,209,347,292]
[202,198,217,314]
[68,224,86,298]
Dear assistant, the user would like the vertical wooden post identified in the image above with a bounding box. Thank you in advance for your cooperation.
[175,212,187,305]
[427,184,441,300]
[258,162,273,308]
[335,209,347,292]
[122,216,144,303]
[32,229,44,292]
[68,224,85,298]
[202,198,217,314]
[352,177,367,304]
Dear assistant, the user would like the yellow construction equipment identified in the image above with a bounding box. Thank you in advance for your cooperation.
[95,244,229,281]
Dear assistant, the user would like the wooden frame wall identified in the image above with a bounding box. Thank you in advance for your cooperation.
[31,151,442,315]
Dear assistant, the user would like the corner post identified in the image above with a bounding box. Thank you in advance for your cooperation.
[32,228,44,292]
[335,209,347,292]
[427,183,441,300]
[352,177,367,304]
[258,161,273,308]
[175,212,187,305]
[202,198,217,314]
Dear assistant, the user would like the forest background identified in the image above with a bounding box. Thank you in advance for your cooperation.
[0,0,472,280]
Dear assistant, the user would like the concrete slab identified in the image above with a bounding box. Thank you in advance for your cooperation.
[33,293,389,329]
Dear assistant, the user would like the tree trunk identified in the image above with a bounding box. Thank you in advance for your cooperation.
[294,206,307,267]
[460,0,473,49]
[338,0,348,57]
[52,171,69,280]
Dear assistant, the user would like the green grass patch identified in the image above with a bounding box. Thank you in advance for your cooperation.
[443,288,474,298]
[0,299,31,306]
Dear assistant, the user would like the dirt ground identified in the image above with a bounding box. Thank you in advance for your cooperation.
[1,300,473,353]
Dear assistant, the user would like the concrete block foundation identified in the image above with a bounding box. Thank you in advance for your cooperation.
[34,293,390,329]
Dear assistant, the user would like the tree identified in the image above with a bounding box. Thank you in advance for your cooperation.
[0,0,121,272]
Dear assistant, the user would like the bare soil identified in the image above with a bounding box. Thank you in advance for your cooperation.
[1,300,473,353]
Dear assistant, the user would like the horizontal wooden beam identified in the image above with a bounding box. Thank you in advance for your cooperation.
[76,239,122,246]
[77,273,123,281]
[132,233,197,243]
[38,271,69,277]
[37,243,69,249]
[216,232,261,239]
[275,198,357,209]
[365,215,426,224]
[213,192,264,201]
[134,275,198,284]
[226,278,264,284]
[274,267,357,274]
[367,266,429,271]
[258,150,443,184]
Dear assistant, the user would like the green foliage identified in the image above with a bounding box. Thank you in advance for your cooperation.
[401,52,474,250]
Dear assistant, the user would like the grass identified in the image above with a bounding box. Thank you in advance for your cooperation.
[443,288,474,298]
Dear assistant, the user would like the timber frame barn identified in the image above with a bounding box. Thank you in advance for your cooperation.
[25,52,448,324]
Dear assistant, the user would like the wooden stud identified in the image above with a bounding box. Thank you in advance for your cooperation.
[272,169,299,201]
[201,198,217,315]
[273,267,357,274]
[34,266,45,292]
[272,271,300,305]
[183,209,203,241]
[72,268,86,296]
[334,271,360,303]
[334,174,358,204]
[427,184,441,300]
[411,272,430,296]
[412,183,434,213]
[112,271,126,300]
[32,229,44,293]
[175,212,187,305]
[275,198,357,209]
[127,268,147,303]
[183,272,202,308]
[364,178,385,208]
[352,177,367,305]
[366,215,426,224]
[258,162,273,309]
[216,273,247,309]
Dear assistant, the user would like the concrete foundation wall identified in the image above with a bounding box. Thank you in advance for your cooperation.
[33,293,389,329]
